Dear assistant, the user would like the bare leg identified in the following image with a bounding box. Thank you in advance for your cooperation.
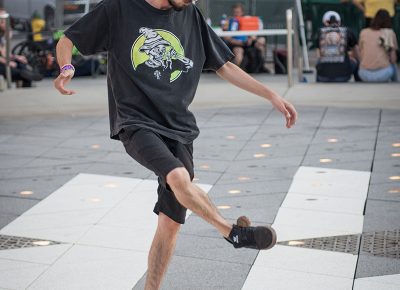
[255,37,266,57]
[232,46,245,67]
[167,168,232,238]
[145,212,180,290]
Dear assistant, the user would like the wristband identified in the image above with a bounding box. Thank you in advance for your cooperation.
[60,64,75,73]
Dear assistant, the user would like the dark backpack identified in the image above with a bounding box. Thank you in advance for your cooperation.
[243,42,265,73]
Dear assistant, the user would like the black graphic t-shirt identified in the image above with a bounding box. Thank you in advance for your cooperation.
[64,0,234,143]
[316,26,357,78]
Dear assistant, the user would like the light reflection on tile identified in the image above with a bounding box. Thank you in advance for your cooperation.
[20,191,34,195]
[217,205,231,209]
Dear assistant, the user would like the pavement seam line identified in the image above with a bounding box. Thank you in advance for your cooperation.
[299,107,328,166]
[24,243,74,289]
[351,109,382,290]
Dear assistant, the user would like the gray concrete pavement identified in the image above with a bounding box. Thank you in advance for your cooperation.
[1,73,399,117]
[0,74,399,289]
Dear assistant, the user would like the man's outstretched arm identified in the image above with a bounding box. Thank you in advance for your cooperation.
[54,36,76,95]
[216,61,297,128]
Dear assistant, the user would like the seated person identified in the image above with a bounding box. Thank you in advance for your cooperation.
[0,8,42,87]
[358,9,398,82]
[222,3,267,73]
[352,0,398,28]
[316,11,360,82]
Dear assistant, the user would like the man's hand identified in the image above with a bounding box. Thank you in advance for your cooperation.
[9,61,17,68]
[54,69,75,95]
[270,95,297,128]
[13,55,28,64]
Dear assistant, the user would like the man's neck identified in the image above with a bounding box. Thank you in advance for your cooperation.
[145,0,171,10]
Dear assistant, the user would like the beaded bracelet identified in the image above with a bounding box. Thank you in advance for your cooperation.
[60,64,75,73]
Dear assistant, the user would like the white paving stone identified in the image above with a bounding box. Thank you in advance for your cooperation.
[281,193,365,215]
[1,208,109,235]
[0,259,49,290]
[23,174,143,215]
[288,179,369,199]
[294,166,370,182]
[288,166,370,200]
[0,225,94,244]
[353,274,400,290]
[275,224,360,242]
[0,174,213,290]
[243,166,370,289]
[0,244,71,265]
[78,224,156,252]
[254,245,357,278]
[26,245,148,290]
[242,266,354,290]
[273,208,364,234]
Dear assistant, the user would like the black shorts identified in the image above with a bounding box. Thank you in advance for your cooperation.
[118,127,194,224]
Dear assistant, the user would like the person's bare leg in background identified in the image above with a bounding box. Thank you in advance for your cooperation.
[232,46,245,67]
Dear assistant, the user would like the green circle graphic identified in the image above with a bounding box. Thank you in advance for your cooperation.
[131,29,186,82]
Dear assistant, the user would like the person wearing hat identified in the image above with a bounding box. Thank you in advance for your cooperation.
[316,11,361,82]
[352,0,399,28]
[53,0,297,289]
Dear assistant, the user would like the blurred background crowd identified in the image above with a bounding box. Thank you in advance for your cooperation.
[0,0,398,88]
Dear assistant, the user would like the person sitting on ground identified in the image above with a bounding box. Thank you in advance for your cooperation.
[316,11,361,82]
[0,8,43,87]
[358,9,398,82]
[222,3,268,73]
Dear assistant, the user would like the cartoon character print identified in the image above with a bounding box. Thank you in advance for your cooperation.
[132,27,193,82]
[319,27,347,63]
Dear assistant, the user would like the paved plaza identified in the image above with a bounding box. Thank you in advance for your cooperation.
[0,74,399,289]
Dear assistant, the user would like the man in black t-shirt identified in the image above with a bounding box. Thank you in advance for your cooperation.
[54,1,297,288]
[316,11,361,82]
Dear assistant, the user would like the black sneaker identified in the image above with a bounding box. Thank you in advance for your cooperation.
[226,224,277,250]
[224,216,250,245]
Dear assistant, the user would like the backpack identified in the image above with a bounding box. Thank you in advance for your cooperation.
[243,41,265,73]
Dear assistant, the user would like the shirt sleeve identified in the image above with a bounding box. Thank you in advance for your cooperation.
[64,1,110,55]
[195,7,234,71]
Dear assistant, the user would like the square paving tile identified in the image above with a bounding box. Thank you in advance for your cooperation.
[27,245,148,290]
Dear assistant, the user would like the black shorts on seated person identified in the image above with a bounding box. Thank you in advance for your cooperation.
[118,127,194,225]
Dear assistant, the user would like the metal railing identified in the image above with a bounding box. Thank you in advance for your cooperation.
[215,9,294,88]
[0,12,11,89]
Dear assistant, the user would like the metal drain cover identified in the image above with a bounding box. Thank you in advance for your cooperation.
[0,234,62,250]
[279,229,400,259]
[278,234,361,255]
[361,229,400,259]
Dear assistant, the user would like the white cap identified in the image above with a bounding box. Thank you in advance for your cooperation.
[322,11,341,25]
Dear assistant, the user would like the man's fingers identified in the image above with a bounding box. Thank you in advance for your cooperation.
[283,109,291,128]
[286,103,298,127]
[271,97,297,129]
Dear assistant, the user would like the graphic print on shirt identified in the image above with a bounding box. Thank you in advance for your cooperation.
[131,27,194,82]
[319,27,348,63]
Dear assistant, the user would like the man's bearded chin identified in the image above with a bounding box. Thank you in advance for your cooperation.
[168,0,190,11]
